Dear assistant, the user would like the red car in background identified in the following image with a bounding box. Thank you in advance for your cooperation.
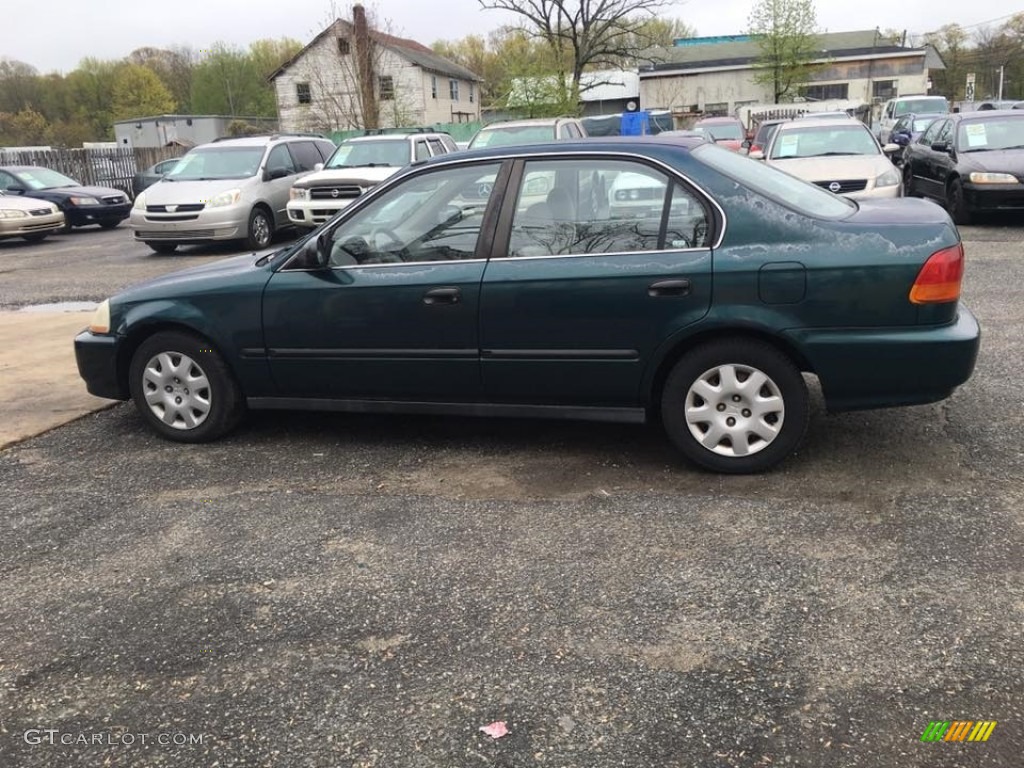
[693,117,746,151]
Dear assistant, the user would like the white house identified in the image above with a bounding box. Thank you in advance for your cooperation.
[269,9,483,133]
[639,31,945,117]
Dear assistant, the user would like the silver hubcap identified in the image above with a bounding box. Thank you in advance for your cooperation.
[684,363,785,458]
[252,214,270,246]
[142,351,212,430]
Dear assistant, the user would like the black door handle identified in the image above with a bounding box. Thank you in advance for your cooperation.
[423,287,461,305]
[648,279,691,297]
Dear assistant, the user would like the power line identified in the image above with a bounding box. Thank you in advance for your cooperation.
[911,11,1022,38]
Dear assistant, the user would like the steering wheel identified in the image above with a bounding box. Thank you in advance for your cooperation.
[369,227,404,250]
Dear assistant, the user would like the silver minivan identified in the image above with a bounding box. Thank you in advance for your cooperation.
[129,134,336,254]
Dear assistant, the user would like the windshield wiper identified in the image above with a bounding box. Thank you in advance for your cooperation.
[812,151,862,157]
[345,163,393,168]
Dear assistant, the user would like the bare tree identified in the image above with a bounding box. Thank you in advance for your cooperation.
[747,0,820,104]
[478,0,676,104]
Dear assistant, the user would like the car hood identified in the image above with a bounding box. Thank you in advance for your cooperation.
[35,185,127,199]
[957,148,1024,175]
[0,194,59,212]
[142,179,251,204]
[114,253,269,301]
[769,155,894,181]
[292,167,399,188]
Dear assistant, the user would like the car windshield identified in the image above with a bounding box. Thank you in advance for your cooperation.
[470,125,555,148]
[958,117,1024,152]
[769,125,880,159]
[700,123,744,141]
[165,147,265,180]
[693,143,856,219]
[894,97,948,117]
[326,140,410,169]
[11,167,80,189]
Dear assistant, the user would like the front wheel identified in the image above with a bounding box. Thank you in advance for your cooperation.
[128,331,245,442]
[244,207,274,250]
[902,163,917,197]
[98,219,122,230]
[660,339,809,474]
[947,178,973,225]
[22,233,48,243]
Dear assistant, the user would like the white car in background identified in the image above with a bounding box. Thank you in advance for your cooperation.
[287,132,457,229]
[753,118,904,199]
[0,190,64,242]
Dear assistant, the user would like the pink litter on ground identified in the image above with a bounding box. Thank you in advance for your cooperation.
[480,721,509,739]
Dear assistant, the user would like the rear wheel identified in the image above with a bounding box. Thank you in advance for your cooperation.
[947,178,973,225]
[145,241,178,254]
[128,331,245,443]
[660,339,809,474]
[244,207,274,250]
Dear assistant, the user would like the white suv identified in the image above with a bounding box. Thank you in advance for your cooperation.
[287,132,458,229]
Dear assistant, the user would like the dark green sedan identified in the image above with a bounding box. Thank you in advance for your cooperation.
[75,139,980,473]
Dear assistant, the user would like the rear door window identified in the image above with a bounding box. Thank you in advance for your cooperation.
[289,141,325,172]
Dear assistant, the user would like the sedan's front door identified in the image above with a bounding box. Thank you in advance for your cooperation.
[262,161,507,400]
[479,157,714,406]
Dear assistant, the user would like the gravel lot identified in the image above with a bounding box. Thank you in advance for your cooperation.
[0,217,1022,766]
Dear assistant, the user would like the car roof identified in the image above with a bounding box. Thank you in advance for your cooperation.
[776,118,869,130]
[418,136,703,165]
[345,133,446,143]
[0,165,62,173]
[951,110,1024,120]
[695,117,740,123]
[479,118,575,129]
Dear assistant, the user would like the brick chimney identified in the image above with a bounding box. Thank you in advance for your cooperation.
[352,4,379,129]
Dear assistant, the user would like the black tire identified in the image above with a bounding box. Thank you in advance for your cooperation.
[244,207,274,250]
[98,219,121,230]
[902,162,917,197]
[947,178,973,225]
[128,331,245,443]
[660,339,809,474]
[145,241,178,254]
[22,233,48,243]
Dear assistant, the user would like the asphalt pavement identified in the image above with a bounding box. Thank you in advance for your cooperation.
[0,219,1022,767]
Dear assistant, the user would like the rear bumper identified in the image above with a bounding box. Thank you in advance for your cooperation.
[74,330,128,400]
[785,305,980,411]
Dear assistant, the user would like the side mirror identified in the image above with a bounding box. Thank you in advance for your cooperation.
[882,143,901,154]
[264,167,290,181]
[6,184,26,194]
[930,141,950,153]
[313,162,324,172]
[748,149,765,161]
[314,231,331,268]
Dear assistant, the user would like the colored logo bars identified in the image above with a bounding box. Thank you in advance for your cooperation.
[920,721,997,742]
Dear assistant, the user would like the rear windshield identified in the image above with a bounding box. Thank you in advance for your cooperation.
[693,143,855,219]
[700,123,744,141]
[894,97,948,117]
[469,125,556,148]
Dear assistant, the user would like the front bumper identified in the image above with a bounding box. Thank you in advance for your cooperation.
[74,330,129,400]
[66,202,132,226]
[129,204,248,243]
[963,181,1024,213]
[785,305,980,411]
[287,198,355,228]
[0,211,64,237]
[846,183,902,200]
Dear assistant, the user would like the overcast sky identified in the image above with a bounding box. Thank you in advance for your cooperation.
[2,0,1021,74]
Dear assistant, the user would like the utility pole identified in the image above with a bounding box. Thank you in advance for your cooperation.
[999,65,1005,101]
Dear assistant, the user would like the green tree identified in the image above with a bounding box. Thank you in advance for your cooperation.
[924,24,969,101]
[64,58,119,139]
[191,39,299,117]
[111,64,175,121]
[747,0,820,103]
[0,107,49,145]
[127,46,197,113]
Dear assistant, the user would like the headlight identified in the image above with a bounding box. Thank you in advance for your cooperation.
[133,193,146,210]
[0,209,29,219]
[70,196,100,205]
[969,172,1019,184]
[876,168,901,187]
[289,187,310,201]
[207,189,242,208]
[88,299,111,334]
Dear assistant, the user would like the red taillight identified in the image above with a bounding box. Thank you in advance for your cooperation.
[910,243,964,304]
[750,144,762,153]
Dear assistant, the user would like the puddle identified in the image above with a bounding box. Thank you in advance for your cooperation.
[17,301,98,313]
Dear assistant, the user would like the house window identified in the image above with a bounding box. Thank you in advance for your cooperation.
[450,79,460,101]
[800,83,849,101]
[380,75,395,101]
[469,83,475,104]
[296,82,311,105]
[431,76,437,100]
[338,38,350,55]
[873,80,897,100]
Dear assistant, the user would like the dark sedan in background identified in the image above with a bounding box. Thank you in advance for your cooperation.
[0,165,132,230]
[888,112,945,162]
[902,110,1024,223]
[131,157,181,198]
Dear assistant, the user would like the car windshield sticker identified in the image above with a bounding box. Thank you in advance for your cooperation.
[965,123,988,148]
[777,134,800,157]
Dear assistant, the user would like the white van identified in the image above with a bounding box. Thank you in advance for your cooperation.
[877,95,949,144]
